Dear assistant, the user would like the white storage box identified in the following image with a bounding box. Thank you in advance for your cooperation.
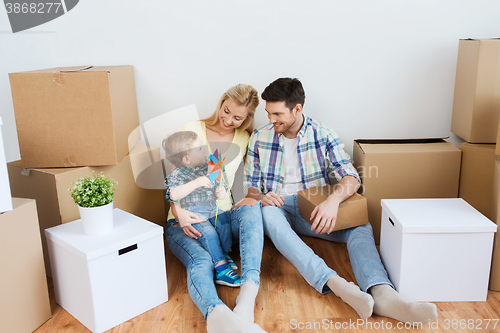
[45,209,168,333]
[0,117,12,213]
[380,198,496,302]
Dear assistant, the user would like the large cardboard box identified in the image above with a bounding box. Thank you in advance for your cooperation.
[8,145,166,276]
[297,187,369,232]
[459,142,496,220]
[490,157,500,291]
[497,120,500,155]
[9,65,140,168]
[451,39,500,143]
[0,117,12,213]
[353,139,461,244]
[0,198,52,333]
[380,198,496,301]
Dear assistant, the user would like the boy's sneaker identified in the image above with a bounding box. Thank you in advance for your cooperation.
[215,264,241,287]
[224,252,238,270]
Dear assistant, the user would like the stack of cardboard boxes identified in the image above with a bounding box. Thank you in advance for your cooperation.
[7,66,166,279]
[450,39,500,292]
[0,117,52,331]
[353,39,500,291]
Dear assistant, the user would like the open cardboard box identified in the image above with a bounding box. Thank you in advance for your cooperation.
[353,138,461,244]
[297,186,369,232]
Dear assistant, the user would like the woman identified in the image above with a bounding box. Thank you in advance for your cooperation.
[165,84,266,333]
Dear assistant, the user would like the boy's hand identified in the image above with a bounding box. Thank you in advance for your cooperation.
[215,186,226,200]
[193,176,212,189]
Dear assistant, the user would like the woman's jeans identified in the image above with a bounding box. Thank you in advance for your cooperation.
[187,202,232,266]
[262,195,393,294]
[165,201,263,320]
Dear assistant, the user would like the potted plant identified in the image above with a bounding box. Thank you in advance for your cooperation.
[69,172,118,236]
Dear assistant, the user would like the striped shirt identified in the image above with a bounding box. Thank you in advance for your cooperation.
[244,115,360,195]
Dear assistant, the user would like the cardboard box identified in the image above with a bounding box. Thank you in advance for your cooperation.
[46,209,167,333]
[353,139,461,244]
[0,198,51,333]
[490,157,500,291]
[451,39,500,143]
[497,120,500,155]
[8,145,166,276]
[297,187,369,231]
[459,143,496,220]
[0,117,12,213]
[9,65,140,168]
[380,198,496,302]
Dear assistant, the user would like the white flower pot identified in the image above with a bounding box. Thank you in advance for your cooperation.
[78,202,114,236]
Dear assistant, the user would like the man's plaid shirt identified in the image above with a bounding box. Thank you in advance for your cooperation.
[244,115,360,195]
[165,162,226,207]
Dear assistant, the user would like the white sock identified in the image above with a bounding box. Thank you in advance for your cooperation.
[233,283,259,322]
[207,305,267,333]
[371,284,438,325]
[326,275,374,319]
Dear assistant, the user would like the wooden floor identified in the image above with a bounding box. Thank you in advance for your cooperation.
[35,236,500,333]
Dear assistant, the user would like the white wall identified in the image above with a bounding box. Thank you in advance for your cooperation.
[1,0,500,162]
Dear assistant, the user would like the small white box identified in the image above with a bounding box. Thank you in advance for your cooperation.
[380,198,496,302]
[0,117,12,213]
[45,209,168,333]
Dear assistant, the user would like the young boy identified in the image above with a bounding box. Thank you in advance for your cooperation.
[163,130,240,287]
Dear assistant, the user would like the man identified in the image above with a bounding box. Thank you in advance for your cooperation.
[244,78,437,324]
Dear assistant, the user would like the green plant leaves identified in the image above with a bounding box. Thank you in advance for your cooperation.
[69,172,117,208]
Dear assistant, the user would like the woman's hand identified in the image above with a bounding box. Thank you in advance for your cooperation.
[174,204,206,239]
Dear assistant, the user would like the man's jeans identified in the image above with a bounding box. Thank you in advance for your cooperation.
[262,195,393,294]
[187,202,232,266]
[165,201,263,319]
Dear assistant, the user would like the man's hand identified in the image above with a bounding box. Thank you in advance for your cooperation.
[247,187,284,207]
[215,186,226,200]
[310,195,341,234]
[261,192,284,207]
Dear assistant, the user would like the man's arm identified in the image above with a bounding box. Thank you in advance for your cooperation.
[244,133,285,207]
[247,187,284,207]
[310,175,360,234]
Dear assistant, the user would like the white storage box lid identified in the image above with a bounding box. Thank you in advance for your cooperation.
[45,209,163,261]
[381,198,497,234]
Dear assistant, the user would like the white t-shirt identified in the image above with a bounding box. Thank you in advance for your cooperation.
[279,136,303,196]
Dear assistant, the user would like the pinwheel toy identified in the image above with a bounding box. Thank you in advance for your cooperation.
[208,149,225,227]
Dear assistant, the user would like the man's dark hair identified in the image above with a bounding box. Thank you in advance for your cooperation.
[261,78,305,111]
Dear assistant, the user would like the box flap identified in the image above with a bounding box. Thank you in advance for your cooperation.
[381,198,497,234]
[355,138,447,145]
[9,65,131,75]
[356,140,458,154]
[45,209,163,261]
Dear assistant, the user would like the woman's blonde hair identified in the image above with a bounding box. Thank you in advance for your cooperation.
[202,84,259,134]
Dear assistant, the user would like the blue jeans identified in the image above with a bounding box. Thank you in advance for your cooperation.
[188,203,232,265]
[165,201,263,320]
[262,195,393,294]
